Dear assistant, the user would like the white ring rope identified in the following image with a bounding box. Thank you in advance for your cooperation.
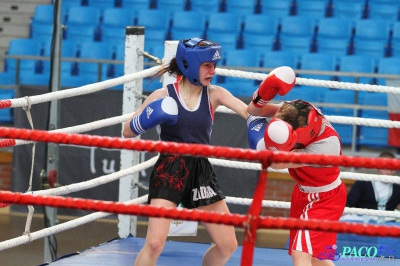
[6,66,161,109]
[208,158,400,184]
[0,195,148,251]
[215,68,400,94]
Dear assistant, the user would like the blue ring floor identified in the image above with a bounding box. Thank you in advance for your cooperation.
[42,236,399,266]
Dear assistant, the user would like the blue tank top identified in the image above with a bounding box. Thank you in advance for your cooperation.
[158,83,213,144]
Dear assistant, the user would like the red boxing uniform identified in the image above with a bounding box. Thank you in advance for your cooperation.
[288,119,347,258]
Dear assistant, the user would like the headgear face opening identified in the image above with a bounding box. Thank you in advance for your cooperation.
[176,38,222,86]
[264,100,323,151]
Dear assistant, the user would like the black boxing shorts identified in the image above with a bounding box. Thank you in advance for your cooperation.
[148,154,225,208]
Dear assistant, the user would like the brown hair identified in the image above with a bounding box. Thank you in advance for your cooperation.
[378,151,396,158]
[146,57,188,86]
[275,100,310,129]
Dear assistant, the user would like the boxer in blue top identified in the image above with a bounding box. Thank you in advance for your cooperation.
[123,38,296,266]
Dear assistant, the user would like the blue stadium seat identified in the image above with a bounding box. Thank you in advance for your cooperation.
[321,89,357,145]
[338,55,376,84]
[358,92,389,147]
[242,14,279,39]
[389,21,400,56]
[352,39,388,58]
[367,2,400,20]
[295,0,330,18]
[280,16,317,38]
[278,35,314,54]
[206,32,240,51]
[189,0,221,13]
[30,23,54,41]
[78,42,114,60]
[62,0,83,7]
[65,6,102,26]
[331,2,366,19]
[316,17,353,40]
[376,57,400,85]
[225,0,258,15]
[102,8,135,27]
[170,11,207,40]
[206,13,242,35]
[262,50,298,69]
[5,39,43,77]
[242,34,277,53]
[135,9,171,50]
[278,85,328,103]
[299,53,337,80]
[65,24,99,42]
[100,26,126,45]
[120,0,150,9]
[86,0,116,8]
[316,38,350,56]
[354,19,392,41]
[32,5,56,24]
[261,0,295,17]
[42,40,78,58]
[0,89,15,124]
[156,0,187,12]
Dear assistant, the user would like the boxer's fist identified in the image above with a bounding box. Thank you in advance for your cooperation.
[130,97,178,135]
[252,66,296,108]
[264,118,297,151]
[247,115,267,150]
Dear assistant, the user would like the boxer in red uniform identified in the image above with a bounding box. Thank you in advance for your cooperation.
[247,69,346,266]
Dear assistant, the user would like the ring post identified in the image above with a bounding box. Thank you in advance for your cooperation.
[118,26,144,238]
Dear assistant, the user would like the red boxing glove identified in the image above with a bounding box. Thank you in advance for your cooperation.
[252,66,296,108]
[264,118,297,151]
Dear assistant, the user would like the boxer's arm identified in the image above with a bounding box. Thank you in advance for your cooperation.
[251,66,296,108]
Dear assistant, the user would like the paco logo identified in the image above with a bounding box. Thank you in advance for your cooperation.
[318,245,396,262]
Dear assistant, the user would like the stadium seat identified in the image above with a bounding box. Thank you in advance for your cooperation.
[206,32,240,51]
[315,38,350,56]
[62,0,83,7]
[354,19,392,41]
[295,0,330,18]
[389,21,400,56]
[65,24,99,42]
[358,92,389,147]
[262,50,298,69]
[42,40,78,58]
[156,0,187,12]
[189,0,221,13]
[0,89,15,124]
[277,85,326,103]
[86,0,116,8]
[242,34,277,53]
[5,39,43,77]
[331,2,366,19]
[32,5,56,25]
[278,35,314,54]
[299,53,337,80]
[367,2,400,20]
[120,0,151,9]
[78,42,114,60]
[338,55,376,84]
[102,8,135,27]
[64,6,102,26]
[352,39,388,58]
[242,14,279,39]
[135,9,171,50]
[30,23,55,41]
[280,16,317,38]
[225,0,258,15]
[19,70,50,86]
[321,89,357,145]
[316,17,353,40]
[376,57,400,85]
[170,11,207,40]
[261,0,295,17]
[100,26,126,45]
[206,13,243,35]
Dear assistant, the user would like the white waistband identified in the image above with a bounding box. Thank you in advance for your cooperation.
[298,176,342,193]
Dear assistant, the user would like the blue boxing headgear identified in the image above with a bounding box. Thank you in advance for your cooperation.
[176,38,222,86]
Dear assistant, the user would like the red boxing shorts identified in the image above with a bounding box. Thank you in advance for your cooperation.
[288,182,347,258]
[148,154,225,208]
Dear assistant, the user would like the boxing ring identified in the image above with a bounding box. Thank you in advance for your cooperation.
[1,27,400,265]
